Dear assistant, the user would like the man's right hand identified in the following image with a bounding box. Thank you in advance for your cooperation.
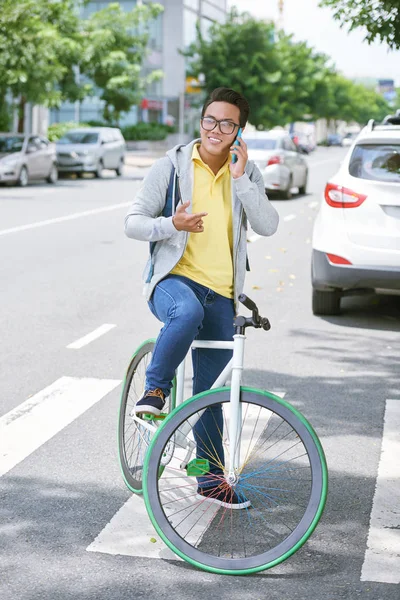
[172,201,208,233]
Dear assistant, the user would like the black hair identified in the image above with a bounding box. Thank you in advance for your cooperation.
[201,87,250,128]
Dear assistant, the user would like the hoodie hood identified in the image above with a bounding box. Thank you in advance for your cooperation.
[166,139,201,176]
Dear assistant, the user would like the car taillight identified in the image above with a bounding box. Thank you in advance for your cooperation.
[326,253,352,265]
[324,183,367,208]
[267,155,283,166]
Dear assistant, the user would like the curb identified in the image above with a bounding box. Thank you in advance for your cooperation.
[125,154,163,168]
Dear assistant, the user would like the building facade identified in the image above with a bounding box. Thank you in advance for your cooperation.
[50,0,227,129]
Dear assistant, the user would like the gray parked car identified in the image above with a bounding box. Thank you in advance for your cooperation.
[56,127,126,177]
[0,133,58,186]
[246,130,308,199]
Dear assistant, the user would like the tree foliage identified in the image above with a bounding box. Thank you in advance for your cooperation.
[185,12,282,128]
[0,2,392,132]
[0,0,163,128]
[185,9,391,128]
[0,0,82,108]
[319,0,400,50]
[81,2,163,124]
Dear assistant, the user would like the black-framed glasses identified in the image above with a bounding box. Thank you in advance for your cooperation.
[200,116,239,135]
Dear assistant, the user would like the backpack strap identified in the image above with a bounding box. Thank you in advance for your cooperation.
[163,165,178,218]
[147,164,180,282]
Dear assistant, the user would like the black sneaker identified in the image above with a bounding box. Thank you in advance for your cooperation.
[196,483,251,510]
[135,388,165,416]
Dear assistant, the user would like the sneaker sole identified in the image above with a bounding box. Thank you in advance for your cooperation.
[196,494,251,510]
[134,405,162,417]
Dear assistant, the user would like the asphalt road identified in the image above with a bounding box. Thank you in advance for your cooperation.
[1,149,399,599]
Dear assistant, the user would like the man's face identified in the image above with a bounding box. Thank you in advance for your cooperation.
[200,101,241,158]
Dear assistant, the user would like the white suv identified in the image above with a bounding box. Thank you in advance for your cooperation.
[312,111,400,315]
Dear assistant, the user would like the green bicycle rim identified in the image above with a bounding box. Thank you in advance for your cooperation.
[143,386,328,575]
[118,338,177,495]
[118,338,155,495]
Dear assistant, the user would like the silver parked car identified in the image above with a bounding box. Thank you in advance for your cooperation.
[245,130,308,199]
[56,127,126,177]
[0,133,58,187]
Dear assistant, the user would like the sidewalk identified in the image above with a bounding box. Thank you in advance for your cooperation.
[124,133,193,168]
[125,151,165,168]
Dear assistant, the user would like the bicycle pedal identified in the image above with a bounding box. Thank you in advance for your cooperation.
[186,458,210,476]
[142,412,168,422]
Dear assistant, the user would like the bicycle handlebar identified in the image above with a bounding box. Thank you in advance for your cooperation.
[238,294,257,312]
[236,294,271,332]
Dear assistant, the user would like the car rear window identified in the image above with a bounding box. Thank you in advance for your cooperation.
[246,138,277,150]
[349,144,400,183]
[58,132,99,144]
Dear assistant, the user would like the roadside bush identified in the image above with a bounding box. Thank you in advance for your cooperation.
[47,121,90,141]
[86,120,107,127]
[121,122,175,141]
[48,120,175,142]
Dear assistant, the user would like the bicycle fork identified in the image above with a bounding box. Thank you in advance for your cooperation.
[227,333,245,484]
[174,335,245,486]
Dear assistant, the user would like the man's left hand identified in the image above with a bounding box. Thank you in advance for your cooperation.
[229,136,248,179]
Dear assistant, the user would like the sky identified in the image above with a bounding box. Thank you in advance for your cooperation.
[227,0,400,86]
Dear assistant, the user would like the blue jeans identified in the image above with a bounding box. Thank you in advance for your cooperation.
[146,275,235,488]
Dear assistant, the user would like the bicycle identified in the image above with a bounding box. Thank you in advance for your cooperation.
[118,294,328,575]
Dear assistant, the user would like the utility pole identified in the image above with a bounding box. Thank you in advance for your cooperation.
[278,0,284,31]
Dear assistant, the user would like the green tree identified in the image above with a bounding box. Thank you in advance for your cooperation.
[185,10,375,129]
[81,2,163,124]
[313,72,391,124]
[319,0,400,49]
[349,82,392,123]
[0,0,164,130]
[0,0,83,130]
[184,10,284,128]
[274,33,334,123]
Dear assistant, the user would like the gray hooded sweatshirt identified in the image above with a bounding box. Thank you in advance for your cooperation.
[124,139,279,308]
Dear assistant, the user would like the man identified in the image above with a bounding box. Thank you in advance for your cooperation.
[124,87,279,508]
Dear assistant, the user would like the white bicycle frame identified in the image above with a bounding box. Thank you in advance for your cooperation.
[132,333,246,484]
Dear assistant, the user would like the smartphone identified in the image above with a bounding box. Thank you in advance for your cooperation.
[231,127,243,164]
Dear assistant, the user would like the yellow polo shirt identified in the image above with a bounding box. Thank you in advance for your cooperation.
[171,144,234,298]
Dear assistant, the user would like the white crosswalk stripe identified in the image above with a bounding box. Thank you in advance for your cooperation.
[0,376,121,478]
[87,392,286,561]
[2,373,398,582]
[361,399,400,584]
[87,492,179,560]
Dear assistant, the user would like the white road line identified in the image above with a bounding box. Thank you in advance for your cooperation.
[283,214,296,222]
[361,399,400,584]
[88,391,286,561]
[67,324,116,349]
[308,201,319,208]
[0,376,121,478]
[0,202,131,237]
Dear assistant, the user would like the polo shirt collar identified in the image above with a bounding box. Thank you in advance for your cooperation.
[191,143,231,176]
